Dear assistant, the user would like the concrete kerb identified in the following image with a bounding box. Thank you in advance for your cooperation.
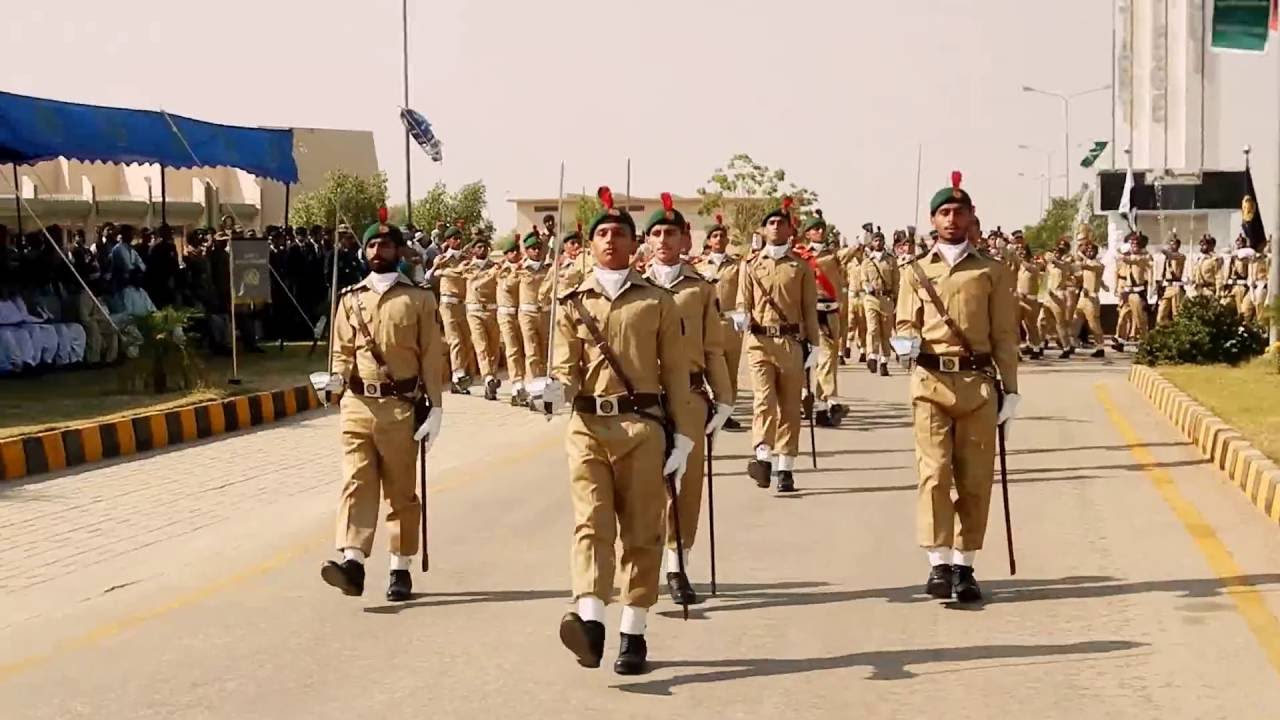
[1127,365,1280,529]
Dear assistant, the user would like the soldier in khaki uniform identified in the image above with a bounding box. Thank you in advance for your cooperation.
[320,216,444,602]
[694,215,746,430]
[796,213,847,424]
[1226,235,1258,320]
[642,195,734,606]
[1113,232,1153,351]
[517,231,552,390]
[894,181,1020,604]
[1156,235,1188,325]
[496,235,528,406]
[1190,235,1223,300]
[860,232,898,377]
[1073,241,1108,357]
[463,235,503,400]
[1042,240,1076,358]
[839,240,867,363]
[737,198,821,493]
[1015,244,1044,359]
[544,187,698,676]
[556,229,590,293]
[429,226,476,393]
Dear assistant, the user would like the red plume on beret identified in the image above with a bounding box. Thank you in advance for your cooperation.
[597,186,614,210]
[661,192,674,212]
[715,214,723,225]
[576,222,582,233]
[782,196,794,213]
[377,206,388,223]
[951,171,962,189]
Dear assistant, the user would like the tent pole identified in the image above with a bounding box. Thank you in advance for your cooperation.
[283,183,291,228]
[12,164,22,237]
[160,166,168,225]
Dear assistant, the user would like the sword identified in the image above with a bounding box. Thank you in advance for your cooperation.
[663,469,689,620]
[998,423,1016,576]
[419,440,430,572]
[804,366,818,469]
[540,162,566,418]
[706,430,717,596]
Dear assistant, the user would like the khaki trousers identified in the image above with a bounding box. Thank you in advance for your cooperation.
[1043,292,1074,349]
[1116,300,1133,340]
[746,334,804,455]
[83,314,120,364]
[863,294,892,358]
[519,310,547,379]
[1121,292,1149,340]
[1018,296,1042,347]
[440,301,476,378]
[1232,285,1256,321]
[836,302,849,357]
[911,367,998,550]
[498,311,526,384]
[336,394,421,556]
[567,412,667,608]
[846,291,866,353]
[466,311,501,378]
[1156,286,1183,325]
[815,311,840,402]
[1073,293,1104,346]
[719,318,744,399]
[667,394,708,553]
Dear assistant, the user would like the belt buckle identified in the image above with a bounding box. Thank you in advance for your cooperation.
[768,327,781,338]
[596,397,620,416]
[939,356,960,373]
[364,382,381,398]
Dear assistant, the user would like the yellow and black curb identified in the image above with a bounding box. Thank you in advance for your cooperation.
[0,385,322,482]
[1129,365,1280,526]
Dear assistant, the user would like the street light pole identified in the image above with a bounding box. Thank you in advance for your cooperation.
[1022,84,1111,197]
[402,0,412,226]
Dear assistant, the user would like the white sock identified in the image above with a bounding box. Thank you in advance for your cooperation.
[926,547,950,567]
[951,548,976,567]
[776,454,795,472]
[341,547,366,564]
[485,374,495,383]
[512,381,524,392]
[576,595,604,623]
[452,369,466,381]
[664,547,690,572]
[814,400,829,411]
[754,443,772,462]
[619,605,647,635]
[389,553,412,571]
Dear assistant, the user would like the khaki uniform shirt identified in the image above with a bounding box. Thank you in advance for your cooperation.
[1191,255,1223,294]
[497,261,522,308]
[1227,254,1253,287]
[1016,262,1041,297]
[551,271,699,441]
[463,260,500,307]
[645,264,733,407]
[331,277,444,407]
[1160,251,1187,284]
[1117,252,1153,291]
[693,253,742,318]
[813,249,846,301]
[434,252,469,299]
[860,252,899,298]
[1079,258,1106,295]
[1045,255,1074,293]
[736,251,822,346]
[895,247,1020,394]
[839,247,865,298]
[518,262,551,310]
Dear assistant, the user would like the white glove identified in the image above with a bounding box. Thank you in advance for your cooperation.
[804,344,826,370]
[890,335,922,359]
[413,407,444,453]
[729,311,749,333]
[997,393,1020,441]
[527,376,565,414]
[663,434,695,478]
[705,403,733,438]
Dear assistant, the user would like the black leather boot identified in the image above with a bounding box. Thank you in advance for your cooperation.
[925,563,954,599]
[830,403,847,424]
[952,565,983,603]
[386,569,412,601]
[1091,347,1105,358]
[857,351,867,363]
[320,559,365,597]
[559,612,606,668]
[879,362,890,377]
[1059,348,1074,359]
[867,357,879,374]
[815,409,833,427]
[776,471,796,493]
[613,633,649,675]
[666,571,698,606]
[510,388,529,407]
[1110,338,1125,353]
[747,459,772,488]
[722,416,742,431]
[483,376,500,401]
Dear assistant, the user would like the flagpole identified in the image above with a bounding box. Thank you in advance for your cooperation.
[402,0,412,226]
[913,144,922,229]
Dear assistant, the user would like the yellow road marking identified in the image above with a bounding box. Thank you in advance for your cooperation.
[1097,383,1280,678]
[0,429,563,683]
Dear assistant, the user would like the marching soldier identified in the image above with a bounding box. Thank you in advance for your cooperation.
[795,212,847,424]
[1226,235,1258,320]
[320,213,444,602]
[1156,234,1188,325]
[860,231,898,377]
[738,198,821,493]
[1073,240,1108,358]
[1190,234,1223,300]
[557,228,590,291]
[839,240,867,363]
[497,235,528,406]
[894,179,1020,604]
[1015,244,1044,359]
[694,214,746,430]
[642,194,734,606]
[517,231,552,400]
[1113,232,1153,351]
[1252,239,1270,319]
[1042,239,1076,358]
[544,187,699,676]
[430,226,476,393]
[463,234,503,400]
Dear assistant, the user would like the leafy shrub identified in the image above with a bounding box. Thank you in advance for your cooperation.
[119,307,203,393]
[1136,296,1266,366]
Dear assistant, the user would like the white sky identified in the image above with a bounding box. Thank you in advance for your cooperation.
[3,0,1114,232]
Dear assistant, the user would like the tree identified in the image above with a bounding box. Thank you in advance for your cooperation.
[1021,189,1106,253]
[394,181,495,237]
[574,195,603,237]
[290,171,388,230]
[697,154,820,247]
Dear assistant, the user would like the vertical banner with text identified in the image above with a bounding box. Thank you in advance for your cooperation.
[230,239,272,305]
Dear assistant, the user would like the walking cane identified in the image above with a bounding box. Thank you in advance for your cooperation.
[706,432,717,596]
[419,440,430,573]
[997,424,1016,576]
[663,470,689,620]
[804,368,818,469]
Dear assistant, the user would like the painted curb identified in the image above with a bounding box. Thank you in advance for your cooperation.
[0,385,321,482]
[1128,365,1280,530]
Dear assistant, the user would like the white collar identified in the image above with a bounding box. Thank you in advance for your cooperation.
[648,260,683,288]
[593,266,631,300]
[763,242,791,260]
[523,258,543,271]
[935,241,970,267]
[708,252,726,266]
[367,272,400,295]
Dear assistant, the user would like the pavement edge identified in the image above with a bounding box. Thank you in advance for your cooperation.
[0,385,321,482]
[1127,365,1280,527]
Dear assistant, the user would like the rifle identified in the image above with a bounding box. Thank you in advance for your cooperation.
[419,440,430,572]
[706,429,717,596]
[664,463,690,620]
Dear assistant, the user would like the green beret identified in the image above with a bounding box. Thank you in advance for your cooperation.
[362,222,405,246]
[706,219,728,237]
[760,198,796,227]
[644,207,686,235]
[562,230,583,244]
[499,237,519,253]
[521,231,542,248]
[929,186,973,216]
[801,216,826,234]
[588,208,636,238]
[443,227,463,241]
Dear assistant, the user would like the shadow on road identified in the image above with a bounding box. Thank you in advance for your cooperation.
[363,589,568,614]
[613,639,1146,695]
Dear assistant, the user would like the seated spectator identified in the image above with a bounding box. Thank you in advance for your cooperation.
[26,282,86,366]
[72,275,120,366]
[108,269,158,324]
[0,287,56,369]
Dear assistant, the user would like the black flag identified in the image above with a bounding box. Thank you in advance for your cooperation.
[1242,161,1267,251]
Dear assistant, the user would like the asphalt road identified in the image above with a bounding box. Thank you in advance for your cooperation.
[2,356,1279,719]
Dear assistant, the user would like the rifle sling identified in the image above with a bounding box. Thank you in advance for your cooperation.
[746,261,794,327]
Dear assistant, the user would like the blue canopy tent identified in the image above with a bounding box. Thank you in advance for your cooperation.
[0,90,297,227]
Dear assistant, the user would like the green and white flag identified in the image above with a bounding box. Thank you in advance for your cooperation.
[1080,141,1109,168]
[1211,0,1273,53]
